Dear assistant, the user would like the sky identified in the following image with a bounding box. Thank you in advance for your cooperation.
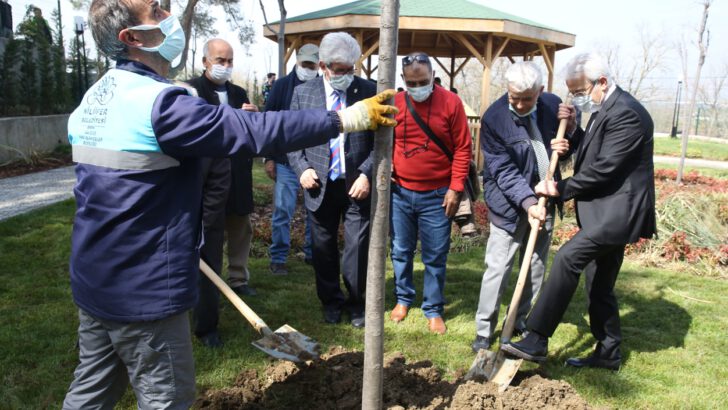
[8,0,728,96]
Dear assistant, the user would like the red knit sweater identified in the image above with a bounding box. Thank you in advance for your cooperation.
[392,86,472,192]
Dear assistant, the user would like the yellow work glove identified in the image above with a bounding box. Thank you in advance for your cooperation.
[337,89,399,132]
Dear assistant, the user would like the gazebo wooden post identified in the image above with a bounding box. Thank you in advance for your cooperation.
[449,50,456,89]
[548,47,556,92]
[367,55,373,79]
[283,36,301,69]
[476,34,493,169]
[356,30,365,75]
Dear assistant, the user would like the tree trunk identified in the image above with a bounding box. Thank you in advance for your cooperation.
[362,1,399,409]
[677,0,711,184]
[277,0,287,77]
[169,0,200,77]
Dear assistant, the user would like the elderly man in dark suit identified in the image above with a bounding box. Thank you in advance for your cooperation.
[287,32,376,328]
[503,52,656,371]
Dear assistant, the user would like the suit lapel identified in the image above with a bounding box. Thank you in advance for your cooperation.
[576,87,623,169]
[346,77,361,104]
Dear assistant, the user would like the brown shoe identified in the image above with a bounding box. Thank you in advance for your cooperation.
[390,304,409,323]
[428,317,447,335]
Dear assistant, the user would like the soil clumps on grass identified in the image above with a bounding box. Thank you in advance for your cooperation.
[195,347,590,409]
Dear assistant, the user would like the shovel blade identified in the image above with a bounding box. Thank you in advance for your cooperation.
[251,324,320,363]
[465,350,523,392]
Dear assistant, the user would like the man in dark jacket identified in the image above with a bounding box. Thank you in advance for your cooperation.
[264,43,319,275]
[472,62,572,352]
[503,52,656,371]
[187,38,257,348]
[63,1,396,406]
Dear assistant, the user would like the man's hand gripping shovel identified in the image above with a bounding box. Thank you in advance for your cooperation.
[199,260,320,362]
[465,113,570,391]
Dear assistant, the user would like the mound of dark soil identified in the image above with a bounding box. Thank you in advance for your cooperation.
[194,347,590,409]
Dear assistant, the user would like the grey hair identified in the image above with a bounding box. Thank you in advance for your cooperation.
[564,52,613,84]
[319,32,361,67]
[88,0,138,61]
[505,61,543,93]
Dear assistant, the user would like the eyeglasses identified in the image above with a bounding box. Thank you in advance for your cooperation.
[326,64,355,76]
[402,54,430,67]
[403,140,429,159]
[568,81,596,99]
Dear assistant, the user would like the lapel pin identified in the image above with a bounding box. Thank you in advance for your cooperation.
[354,88,358,94]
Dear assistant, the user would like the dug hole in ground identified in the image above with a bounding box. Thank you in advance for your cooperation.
[194,347,591,409]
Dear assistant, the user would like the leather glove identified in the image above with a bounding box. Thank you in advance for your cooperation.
[338,89,398,132]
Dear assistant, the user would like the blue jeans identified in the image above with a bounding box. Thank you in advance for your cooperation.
[390,184,451,318]
[270,163,312,264]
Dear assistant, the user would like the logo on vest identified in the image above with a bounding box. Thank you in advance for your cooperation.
[87,76,116,106]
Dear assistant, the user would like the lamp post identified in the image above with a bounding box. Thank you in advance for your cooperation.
[670,80,683,138]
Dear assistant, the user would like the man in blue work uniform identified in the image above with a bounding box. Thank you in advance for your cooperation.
[62,0,396,407]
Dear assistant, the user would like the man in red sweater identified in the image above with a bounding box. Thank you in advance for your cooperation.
[389,52,472,334]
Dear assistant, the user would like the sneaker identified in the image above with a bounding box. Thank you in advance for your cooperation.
[231,284,257,296]
[269,263,288,276]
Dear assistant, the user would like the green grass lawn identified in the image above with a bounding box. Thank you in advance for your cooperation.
[654,136,728,161]
[1,197,727,409]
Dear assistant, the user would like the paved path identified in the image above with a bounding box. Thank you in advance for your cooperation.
[0,166,76,221]
[653,155,728,170]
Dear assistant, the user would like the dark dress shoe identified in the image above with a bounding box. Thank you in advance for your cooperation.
[197,332,223,348]
[323,309,342,324]
[565,355,621,370]
[471,335,492,353]
[501,331,548,363]
[269,263,288,276]
[350,312,365,328]
[231,284,257,296]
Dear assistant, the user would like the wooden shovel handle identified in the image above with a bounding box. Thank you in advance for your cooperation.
[199,259,273,337]
[501,116,568,341]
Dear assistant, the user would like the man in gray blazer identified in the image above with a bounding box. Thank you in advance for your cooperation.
[287,32,376,328]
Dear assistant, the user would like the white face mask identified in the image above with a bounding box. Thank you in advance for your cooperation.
[208,64,232,84]
[296,65,318,82]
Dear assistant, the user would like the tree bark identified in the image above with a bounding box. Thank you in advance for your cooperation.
[277,0,286,77]
[677,0,711,184]
[362,1,399,409]
[169,0,199,77]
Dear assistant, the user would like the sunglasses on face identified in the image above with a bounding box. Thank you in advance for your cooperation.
[402,54,430,67]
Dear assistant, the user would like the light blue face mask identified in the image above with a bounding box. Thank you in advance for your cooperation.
[571,81,603,113]
[329,73,354,91]
[407,75,434,103]
[508,103,537,118]
[129,15,186,62]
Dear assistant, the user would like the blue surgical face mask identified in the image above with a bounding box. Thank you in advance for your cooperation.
[296,65,318,82]
[129,15,186,62]
[407,77,433,103]
[209,64,232,83]
[572,81,603,113]
[509,103,537,118]
[328,73,354,91]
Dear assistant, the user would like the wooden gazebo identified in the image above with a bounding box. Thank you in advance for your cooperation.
[263,0,575,165]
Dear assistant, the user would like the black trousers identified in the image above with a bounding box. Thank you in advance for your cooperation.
[192,213,226,337]
[527,230,625,359]
[308,179,370,314]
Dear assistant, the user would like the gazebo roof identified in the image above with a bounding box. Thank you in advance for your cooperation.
[265,0,575,58]
[285,0,560,33]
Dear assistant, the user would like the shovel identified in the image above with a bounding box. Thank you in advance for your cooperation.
[199,260,320,362]
[465,114,569,391]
